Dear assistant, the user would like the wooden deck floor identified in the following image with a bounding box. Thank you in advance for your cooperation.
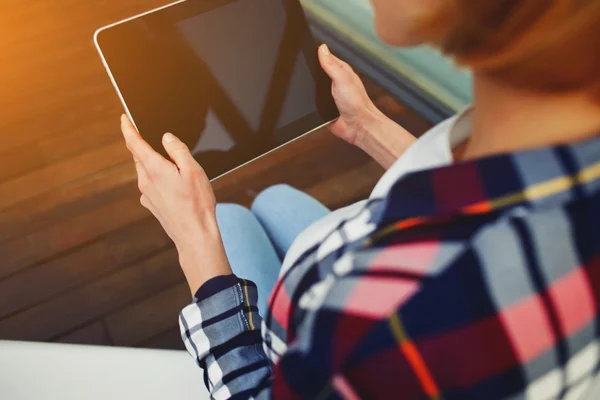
[0,0,431,350]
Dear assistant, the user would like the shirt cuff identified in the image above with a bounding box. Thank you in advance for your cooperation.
[180,274,261,356]
[193,274,239,302]
[179,274,268,397]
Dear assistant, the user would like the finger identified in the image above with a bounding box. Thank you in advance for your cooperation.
[140,194,154,211]
[140,194,168,229]
[318,44,353,83]
[140,194,160,219]
[135,159,152,194]
[120,114,161,164]
[334,56,354,73]
[321,45,354,73]
[162,132,197,173]
[318,45,345,80]
[135,160,164,202]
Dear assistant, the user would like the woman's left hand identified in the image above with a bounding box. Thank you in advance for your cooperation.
[120,114,232,295]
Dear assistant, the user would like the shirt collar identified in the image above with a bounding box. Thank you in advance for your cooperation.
[374,133,600,229]
[370,107,473,199]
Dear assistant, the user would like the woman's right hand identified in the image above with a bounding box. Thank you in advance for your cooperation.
[318,44,379,146]
[318,44,416,169]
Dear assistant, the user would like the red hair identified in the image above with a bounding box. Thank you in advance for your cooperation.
[429,0,600,98]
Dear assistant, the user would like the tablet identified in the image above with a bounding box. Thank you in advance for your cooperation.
[94,0,339,180]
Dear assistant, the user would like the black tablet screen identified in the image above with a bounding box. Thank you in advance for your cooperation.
[97,0,338,179]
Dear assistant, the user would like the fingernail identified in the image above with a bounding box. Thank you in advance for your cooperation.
[321,44,330,55]
[163,132,176,143]
[121,114,126,122]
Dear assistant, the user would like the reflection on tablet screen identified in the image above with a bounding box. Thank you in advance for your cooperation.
[178,0,318,152]
[98,0,338,179]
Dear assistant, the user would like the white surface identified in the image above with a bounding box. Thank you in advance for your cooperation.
[3,340,599,399]
[0,341,208,400]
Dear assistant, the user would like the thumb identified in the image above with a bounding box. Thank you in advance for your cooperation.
[162,133,196,172]
[318,44,352,84]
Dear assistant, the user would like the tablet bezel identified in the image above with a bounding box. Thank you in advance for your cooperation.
[94,0,338,182]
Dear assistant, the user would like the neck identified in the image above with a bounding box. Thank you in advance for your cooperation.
[462,74,600,160]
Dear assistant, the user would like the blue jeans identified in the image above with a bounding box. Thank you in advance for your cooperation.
[215,184,330,316]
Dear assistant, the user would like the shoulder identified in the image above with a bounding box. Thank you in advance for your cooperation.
[329,201,599,398]
[347,200,593,313]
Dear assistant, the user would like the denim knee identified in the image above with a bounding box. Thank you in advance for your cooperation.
[251,184,295,214]
[216,203,255,225]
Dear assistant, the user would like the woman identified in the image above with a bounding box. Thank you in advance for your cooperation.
[120,0,600,398]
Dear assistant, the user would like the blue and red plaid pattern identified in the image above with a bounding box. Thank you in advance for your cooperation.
[180,135,600,399]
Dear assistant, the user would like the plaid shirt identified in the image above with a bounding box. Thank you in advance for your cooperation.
[180,134,600,399]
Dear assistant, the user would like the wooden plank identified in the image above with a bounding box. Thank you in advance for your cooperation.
[0,248,183,342]
[306,160,384,210]
[0,162,136,243]
[0,242,109,319]
[0,0,170,150]
[0,140,131,210]
[39,117,121,164]
[56,321,113,346]
[0,217,172,319]
[103,218,173,268]
[105,282,191,347]
[0,109,121,184]
[139,328,186,351]
[0,191,150,279]
[0,88,119,153]
[0,146,45,187]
